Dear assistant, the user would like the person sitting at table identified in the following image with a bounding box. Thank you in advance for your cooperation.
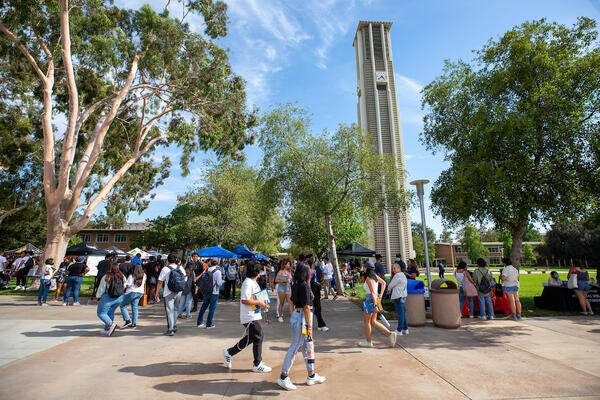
[547,271,562,287]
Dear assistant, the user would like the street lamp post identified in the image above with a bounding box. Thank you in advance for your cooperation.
[410,179,432,294]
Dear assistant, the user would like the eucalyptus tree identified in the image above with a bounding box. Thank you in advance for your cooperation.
[259,104,407,294]
[0,0,256,262]
[421,18,600,266]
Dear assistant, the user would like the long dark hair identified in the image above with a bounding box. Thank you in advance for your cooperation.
[105,263,124,284]
[133,264,144,287]
[293,263,309,284]
[363,267,378,281]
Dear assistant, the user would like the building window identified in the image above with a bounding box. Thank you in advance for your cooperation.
[96,233,109,243]
[489,257,501,265]
[114,234,127,243]
[487,246,501,253]
[79,233,91,242]
[454,246,464,253]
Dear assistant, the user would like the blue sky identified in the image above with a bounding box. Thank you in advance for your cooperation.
[125,0,600,239]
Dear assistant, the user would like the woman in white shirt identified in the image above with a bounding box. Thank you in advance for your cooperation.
[119,264,146,329]
[387,263,408,336]
[358,263,397,348]
[500,258,522,320]
[37,258,54,306]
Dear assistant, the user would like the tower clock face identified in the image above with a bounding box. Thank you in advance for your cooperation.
[376,71,387,82]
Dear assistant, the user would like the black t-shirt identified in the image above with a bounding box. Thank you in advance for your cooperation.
[291,281,312,308]
[96,259,111,279]
[119,262,133,276]
[67,262,87,276]
[145,261,158,278]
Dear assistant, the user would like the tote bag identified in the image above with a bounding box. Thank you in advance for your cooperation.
[462,277,478,297]
[567,273,578,289]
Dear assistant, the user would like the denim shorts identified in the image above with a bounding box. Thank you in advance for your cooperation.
[575,280,590,292]
[276,284,289,293]
[503,286,519,293]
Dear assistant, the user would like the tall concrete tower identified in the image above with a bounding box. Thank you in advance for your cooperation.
[353,21,413,271]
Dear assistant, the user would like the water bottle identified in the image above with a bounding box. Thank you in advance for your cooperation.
[306,335,315,365]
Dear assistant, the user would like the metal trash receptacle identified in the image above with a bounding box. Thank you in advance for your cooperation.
[405,279,426,326]
[430,278,461,329]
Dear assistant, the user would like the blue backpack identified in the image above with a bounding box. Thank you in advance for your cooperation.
[167,266,186,292]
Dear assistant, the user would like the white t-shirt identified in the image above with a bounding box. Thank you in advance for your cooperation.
[158,264,185,297]
[12,257,23,270]
[502,265,520,287]
[40,264,53,279]
[323,262,334,279]
[240,277,262,324]
[0,255,6,271]
[126,273,146,294]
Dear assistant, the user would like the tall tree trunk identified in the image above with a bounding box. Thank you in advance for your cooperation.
[510,218,528,268]
[324,213,344,295]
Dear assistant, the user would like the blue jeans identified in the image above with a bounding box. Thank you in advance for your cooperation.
[120,292,143,324]
[281,310,314,375]
[393,298,408,332]
[197,294,218,327]
[178,292,193,315]
[477,294,494,318]
[459,287,475,316]
[38,279,51,302]
[97,293,123,329]
[63,276,83,304]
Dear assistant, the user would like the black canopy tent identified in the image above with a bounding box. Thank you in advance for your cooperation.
[336,242,376,257]
[65,242,107,256]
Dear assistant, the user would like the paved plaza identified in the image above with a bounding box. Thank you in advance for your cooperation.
[0,294,598,399]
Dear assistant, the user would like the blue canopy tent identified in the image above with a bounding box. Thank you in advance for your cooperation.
[232,245,255,258]
[194,246,238,259]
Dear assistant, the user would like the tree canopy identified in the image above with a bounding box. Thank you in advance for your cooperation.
[1,0,256,262]
[421,17,600,265]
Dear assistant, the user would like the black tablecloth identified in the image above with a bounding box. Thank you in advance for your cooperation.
[534,284,600,311]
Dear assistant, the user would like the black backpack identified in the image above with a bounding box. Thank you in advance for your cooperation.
[107,276,125,298]
[167,266,186,292]
[197,269,215,296]
[476,269,492,294]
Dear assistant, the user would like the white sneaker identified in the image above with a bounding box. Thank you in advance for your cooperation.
[489,315,495,320]
[197,323,206,328]
[358,340,373,348]
[277,316,283,323]
[389,331,397,347]
[478,315,487,320]
[252,361,272,373]
[317,326,329,332]
[402,329,409,335]
[393,330,403,336]
[223,349,232,369]
[107,323,117,337]
[277,376,297,391]
[306,373,326,386]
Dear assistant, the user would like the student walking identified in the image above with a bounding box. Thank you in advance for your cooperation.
[387,263,408,336]
[358,263,397,348]
[120,264,146,329]
[155,254,185,336]
[96,263,125,336]
[222,262,272,373]
[277,262,326,391]
[197,259,223,329]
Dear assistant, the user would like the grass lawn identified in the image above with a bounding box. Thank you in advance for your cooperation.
[346,269,597,318]
[0,276,96,298]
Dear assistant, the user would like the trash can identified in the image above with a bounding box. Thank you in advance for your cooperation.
[430,279,460,329]
[405,279,426,326]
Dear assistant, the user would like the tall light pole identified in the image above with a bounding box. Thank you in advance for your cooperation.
[410,179,432,293]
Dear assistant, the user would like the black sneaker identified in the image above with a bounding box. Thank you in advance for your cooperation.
[122,320,133,329]
[131,324,137,329]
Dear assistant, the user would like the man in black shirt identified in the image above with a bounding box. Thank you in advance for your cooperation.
[92,253,114,302]
[187,253,203,312]
[63,256,89,306]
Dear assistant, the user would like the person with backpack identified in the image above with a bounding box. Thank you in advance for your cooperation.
[120,264,146,329]
[96,263,126,336]
[177,264,196,319]
[223,259,239,301]
[15,251,35,290]
[155,254,185,336]
[473,258,495,320]
[196,259,223,329]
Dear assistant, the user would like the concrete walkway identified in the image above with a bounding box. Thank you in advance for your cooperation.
[0,294,598,399]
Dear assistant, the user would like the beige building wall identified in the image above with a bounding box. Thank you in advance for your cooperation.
[354,21,413,271]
